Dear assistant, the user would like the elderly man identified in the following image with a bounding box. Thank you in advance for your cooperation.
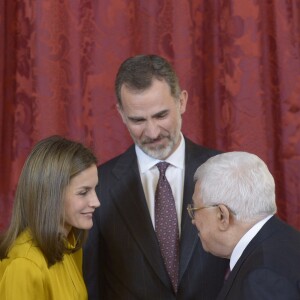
[189,151,300,300]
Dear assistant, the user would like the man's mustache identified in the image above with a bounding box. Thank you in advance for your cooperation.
[142,135,169,145]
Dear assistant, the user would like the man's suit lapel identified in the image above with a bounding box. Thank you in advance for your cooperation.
[108,146,172,290]
[179,139,203,281]
[217,216,281,299]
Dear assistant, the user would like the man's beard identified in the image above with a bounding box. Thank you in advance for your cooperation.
[135,131,180,160]
[141,137,175,160]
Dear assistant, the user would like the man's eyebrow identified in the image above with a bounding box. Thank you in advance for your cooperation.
[127,116,145,122]
[126,109,169,122]
[152,109,169,118]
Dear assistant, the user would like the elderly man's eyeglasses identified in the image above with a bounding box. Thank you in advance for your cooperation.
[187,203,218,219]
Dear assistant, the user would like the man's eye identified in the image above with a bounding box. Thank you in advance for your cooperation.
[132,118,144,123]
[157,113,167,119]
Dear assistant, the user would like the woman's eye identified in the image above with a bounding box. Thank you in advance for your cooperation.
[78,189,88,196]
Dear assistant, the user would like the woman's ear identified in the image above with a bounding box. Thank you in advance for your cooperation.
[217,204,230,231]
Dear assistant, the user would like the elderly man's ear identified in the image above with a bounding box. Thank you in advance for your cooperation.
[217,205,231,231]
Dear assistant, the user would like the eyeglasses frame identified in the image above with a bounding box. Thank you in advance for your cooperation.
[187,203,219,219]
[187,203,236,220]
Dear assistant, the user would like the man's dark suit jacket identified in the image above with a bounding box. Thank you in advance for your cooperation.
[83,138,229,300]
[217,216,300,300]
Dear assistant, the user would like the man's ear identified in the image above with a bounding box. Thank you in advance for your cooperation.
[179,90,188,114]
[116,104,126,123]
[217,204,230,231]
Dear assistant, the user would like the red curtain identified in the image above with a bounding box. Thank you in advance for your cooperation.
[1,0,300,230]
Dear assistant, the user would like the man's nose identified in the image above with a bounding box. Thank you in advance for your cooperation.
[144,120,160,139]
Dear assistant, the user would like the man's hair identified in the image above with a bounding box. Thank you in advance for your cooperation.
[0,135,98,266]
[194,151,277,222]
[115,54,181,107]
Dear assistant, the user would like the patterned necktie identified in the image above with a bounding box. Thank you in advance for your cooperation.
[155,162,179,293]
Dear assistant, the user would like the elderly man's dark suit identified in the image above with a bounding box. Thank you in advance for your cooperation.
[83,138,228,300]
[217,216,300,300]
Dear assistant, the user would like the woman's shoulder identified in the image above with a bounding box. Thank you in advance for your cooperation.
[5,229,47,269]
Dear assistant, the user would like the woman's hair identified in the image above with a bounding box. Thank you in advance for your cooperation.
[0,135,98,266]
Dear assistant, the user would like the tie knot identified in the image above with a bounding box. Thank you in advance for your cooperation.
[156,161,170,175]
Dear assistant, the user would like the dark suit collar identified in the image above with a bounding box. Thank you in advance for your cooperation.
[217,216,282,299]
[179,138,202,280]
[111,145,137,179]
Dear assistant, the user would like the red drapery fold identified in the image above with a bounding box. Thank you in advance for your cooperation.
[1,0,300,230]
